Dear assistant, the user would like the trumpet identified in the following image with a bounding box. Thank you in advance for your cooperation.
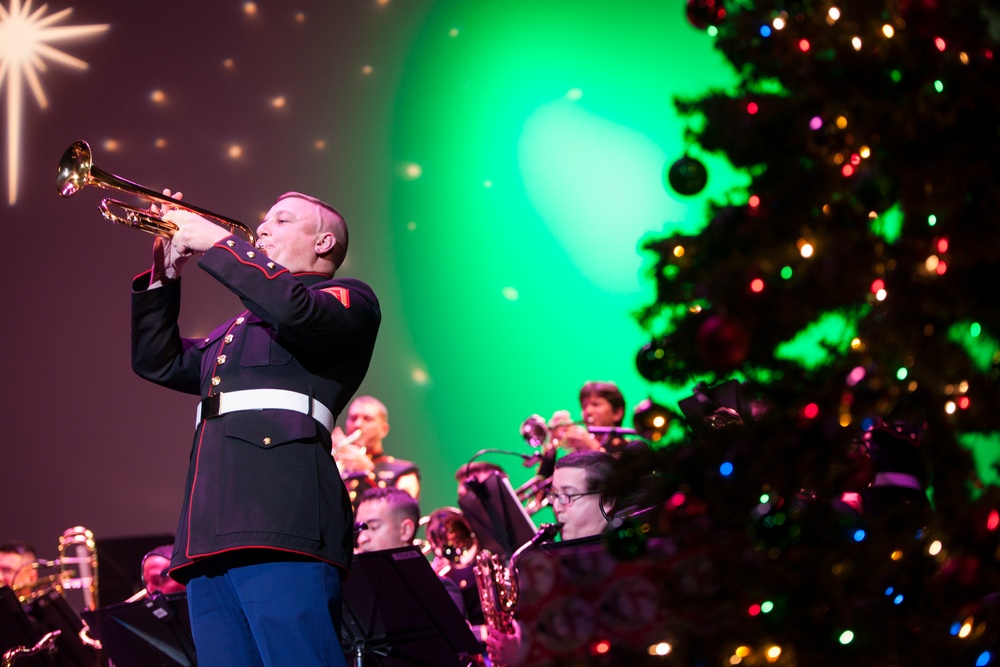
[56,140,257,244]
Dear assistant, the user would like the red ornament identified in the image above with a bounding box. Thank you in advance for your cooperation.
[686,0,727,30]
[695,315,750,369]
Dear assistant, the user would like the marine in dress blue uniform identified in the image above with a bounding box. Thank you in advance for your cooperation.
[131,192,380,666]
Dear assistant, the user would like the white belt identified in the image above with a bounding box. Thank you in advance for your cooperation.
[195,389,335,433]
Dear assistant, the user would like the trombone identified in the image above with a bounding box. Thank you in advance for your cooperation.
[56,140,257,245]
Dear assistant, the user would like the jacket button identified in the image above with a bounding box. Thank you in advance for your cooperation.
[236,316,245,325]
[211,376,221,386]
[226,240,236,247]
[267,262,276,269]
[263,437,272,446]
[224,334,234,344]
[247,251,256,259]
[216,355,227,364]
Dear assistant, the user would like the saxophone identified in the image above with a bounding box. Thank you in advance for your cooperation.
[473,523,562,665]
[2,630,60,667]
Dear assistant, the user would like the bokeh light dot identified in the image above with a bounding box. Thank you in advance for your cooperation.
[150,90,166,104]
[400,162,422,180]
[809,116,823,130]
[747,102,759,114]
[751,278,765,293]
[839,630,854,644]
[720,461,734,477]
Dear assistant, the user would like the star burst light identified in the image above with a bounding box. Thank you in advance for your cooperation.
[0,0,108,205]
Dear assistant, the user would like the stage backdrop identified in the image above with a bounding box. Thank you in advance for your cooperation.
[0,0,741,566]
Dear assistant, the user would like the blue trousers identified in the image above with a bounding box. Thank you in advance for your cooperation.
[185,556,347,667]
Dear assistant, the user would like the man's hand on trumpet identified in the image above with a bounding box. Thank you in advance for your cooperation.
[149,188,192,287]
[331,427,374,475]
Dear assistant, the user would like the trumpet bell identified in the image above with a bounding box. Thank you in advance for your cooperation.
[56,140,94,197]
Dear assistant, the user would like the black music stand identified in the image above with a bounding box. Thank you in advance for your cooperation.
[459,470,537,558]
[81,592,195,667]
[341,547,480,667]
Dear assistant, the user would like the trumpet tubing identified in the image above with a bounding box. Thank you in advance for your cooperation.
[56,140,256,245]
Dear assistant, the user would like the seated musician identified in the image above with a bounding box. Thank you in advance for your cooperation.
[556,381,646,457]
[355,488,521,664]
[0,541,38,592]
[550,450,617,540]
[332,395,421,500]
[141,545,186,598]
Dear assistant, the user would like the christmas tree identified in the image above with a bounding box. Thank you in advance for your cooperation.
[617,0,1000,664]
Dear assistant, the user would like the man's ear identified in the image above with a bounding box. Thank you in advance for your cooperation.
[600,494,615,519]
[400,518,416,544]
[316,232,336,255]
[613,407,625,424]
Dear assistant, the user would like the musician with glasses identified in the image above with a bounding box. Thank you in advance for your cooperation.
[549,451,617,541]
[131,190,380,667]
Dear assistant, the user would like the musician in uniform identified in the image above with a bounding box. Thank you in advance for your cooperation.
[332,395,421,500]
[131,191,380,666]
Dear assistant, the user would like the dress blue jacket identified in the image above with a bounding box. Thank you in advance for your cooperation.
[131,235,381,582]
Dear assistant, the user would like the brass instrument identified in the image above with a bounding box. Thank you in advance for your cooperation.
[474,523,561,666]
[56,140,257,244]
[2,630,60,667]
[424,507,477,575]
[57,526,98,611]
[514,414,560,515]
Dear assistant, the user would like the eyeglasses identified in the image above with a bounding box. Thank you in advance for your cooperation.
[546,490,601,506]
